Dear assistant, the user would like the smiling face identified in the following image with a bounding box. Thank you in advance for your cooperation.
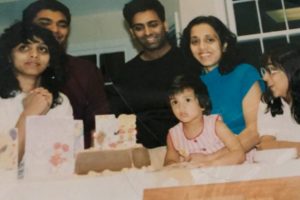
[130,10,168,51]
[11,37,50,80]
[170,88,204,124]
[33,9,69,47]
[262,63,289,98]
[190,23,223,71]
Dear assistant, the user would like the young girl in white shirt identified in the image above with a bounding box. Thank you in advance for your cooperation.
[257,44,300,155]
[0,21,73,162]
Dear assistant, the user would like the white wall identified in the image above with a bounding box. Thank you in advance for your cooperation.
[0,0,25,32]
[162,0,179,27]
[0,0,229,63]
[68,11,137,62]
[68,0,180,62]
[178,0,228,31]
[0,0,180,63]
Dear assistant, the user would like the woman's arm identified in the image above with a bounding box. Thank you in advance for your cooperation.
[238,82,262,152]
[195,81,263,159]
[257,136,300,157]
[16,88,52,162]
[164,133,181,166]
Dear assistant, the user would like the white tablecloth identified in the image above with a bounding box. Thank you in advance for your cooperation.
[2,159,300,200]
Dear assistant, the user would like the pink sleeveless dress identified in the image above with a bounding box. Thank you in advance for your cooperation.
[169,114,254,163]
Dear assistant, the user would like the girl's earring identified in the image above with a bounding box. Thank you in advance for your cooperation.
[223,43,228,52]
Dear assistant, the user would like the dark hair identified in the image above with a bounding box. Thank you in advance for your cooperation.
[180,16,242,75]
[291,69,300,123]
[0,21,65,108]
[168,75,212,115]
[261,44,300,123]
[123,0,165,27]
[22,0,71,26]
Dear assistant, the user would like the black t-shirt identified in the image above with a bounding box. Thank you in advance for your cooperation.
[107,47,186,148]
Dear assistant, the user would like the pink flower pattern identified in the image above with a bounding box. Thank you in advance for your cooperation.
[49,142,70,167]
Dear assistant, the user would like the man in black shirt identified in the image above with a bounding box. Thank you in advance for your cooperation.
[108,0,185,148]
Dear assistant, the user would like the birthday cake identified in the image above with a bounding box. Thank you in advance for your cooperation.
[75,114,151,174]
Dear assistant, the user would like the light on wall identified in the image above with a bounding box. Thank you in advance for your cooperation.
[267,7,300,23]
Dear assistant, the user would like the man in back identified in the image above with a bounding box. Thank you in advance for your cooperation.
[108,0,185,148]
[23,0,110,148]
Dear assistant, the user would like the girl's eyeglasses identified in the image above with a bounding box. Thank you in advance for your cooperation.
[260,67,280,77]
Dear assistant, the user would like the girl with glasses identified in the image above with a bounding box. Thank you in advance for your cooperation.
[257,44,300,155]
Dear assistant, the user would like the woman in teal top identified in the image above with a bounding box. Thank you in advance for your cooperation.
[181,16,263,153]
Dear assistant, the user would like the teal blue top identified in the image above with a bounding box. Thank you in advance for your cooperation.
[200,63,263,134]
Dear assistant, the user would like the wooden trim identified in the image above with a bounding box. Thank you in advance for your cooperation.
[144,176,300,200]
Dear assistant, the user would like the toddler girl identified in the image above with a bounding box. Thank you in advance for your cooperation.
[164,75,245,167]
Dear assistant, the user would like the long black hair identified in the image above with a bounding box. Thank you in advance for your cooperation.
[0,21,65,107]
[180,16,243,75]
[261,44,300,123]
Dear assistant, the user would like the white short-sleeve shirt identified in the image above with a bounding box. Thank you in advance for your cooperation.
[257,100,300,141]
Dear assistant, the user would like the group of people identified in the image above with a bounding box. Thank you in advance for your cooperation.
[114,0,262,166]
[0,0,300,168]
[0,0,110,150]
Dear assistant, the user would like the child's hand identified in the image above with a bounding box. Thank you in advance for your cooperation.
[190,160,212,168]
[189,153,208,163]
[164,161,192,169]
[183,155,191,162]
[188,154,212,168]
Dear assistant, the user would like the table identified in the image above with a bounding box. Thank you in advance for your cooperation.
[1,160,300,200]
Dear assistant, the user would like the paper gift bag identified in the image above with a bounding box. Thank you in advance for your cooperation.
[94,114,137,150]
[24,116,83,179]
[73,120,84,156]
[0,128,18,180]
[94,114,119,149]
